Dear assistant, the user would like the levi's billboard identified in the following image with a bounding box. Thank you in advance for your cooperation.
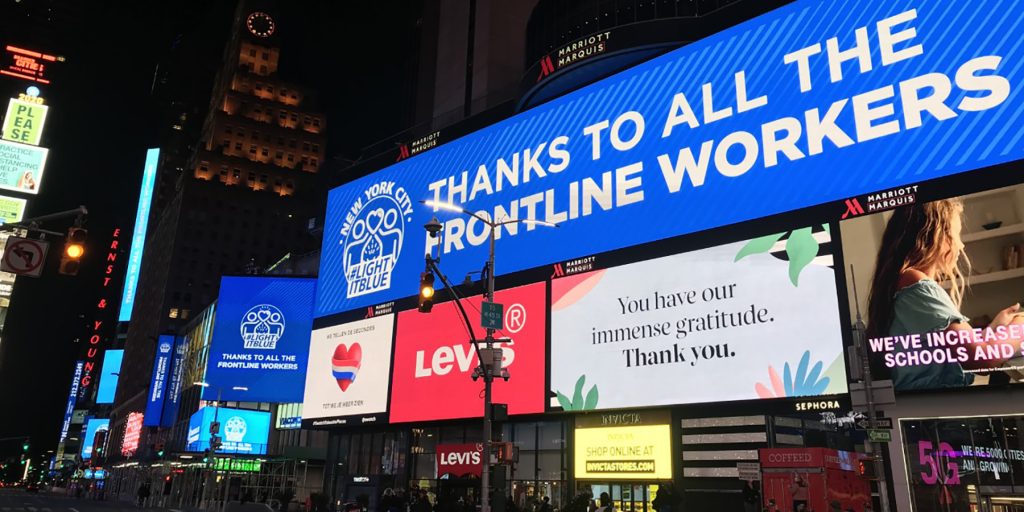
[437,443,484,478]
[389,282,546,423]
[315,0,1024,318]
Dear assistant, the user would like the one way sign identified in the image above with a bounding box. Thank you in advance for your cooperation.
[856,417,894,430]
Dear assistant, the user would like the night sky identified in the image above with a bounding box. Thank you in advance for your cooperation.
[0,1,421,454]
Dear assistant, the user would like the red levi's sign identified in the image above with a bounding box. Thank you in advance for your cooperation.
[389,282,546,423]
[437,443,484,477]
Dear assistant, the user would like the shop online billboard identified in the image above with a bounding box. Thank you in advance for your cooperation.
[186,406,270,455]
[314,0,1024,319]
[551,230,846,410]
[203,276,316,403]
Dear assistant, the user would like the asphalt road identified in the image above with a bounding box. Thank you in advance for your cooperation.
[0,489,181,512]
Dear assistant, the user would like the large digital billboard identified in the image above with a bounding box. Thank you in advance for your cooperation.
[57,361,83,444]
[574,410,673,480]
[203,276,316,403]
[80,418,109,459]
[0,139,46,194]
[161,335,187,428]
[842,183,1024,392]
[186,407,270,455]
[302,314,394,427]
[551,231,847,410]
[119,148,159,322]
[314,0,1024,319]
[389,282,546,423]
[2,97,48,146]
[143,335,175,426]
[94,349,123,404]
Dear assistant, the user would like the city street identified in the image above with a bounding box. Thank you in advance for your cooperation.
[0,489,171,512]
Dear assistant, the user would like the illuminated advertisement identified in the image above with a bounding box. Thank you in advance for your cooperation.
[204,276,316,403]
[551,231,846,410]
[389,282,546,423]
[437,443,484,478]
[161,335,187,428]
[302,314,394,427]
[143,335,175,427]
[0,140,47,194]
[574,410,672,480]
[186,407,270,455]
[95,349,123,404]
[0,195,26,224]
[843,183,1024,392]
[315,0,1024,319]
[120,412,143,457]
[119,148,159,322]
[1,45,58,84]
[80,418,109,459]
[2,97,48,146]
[57,361,83,444]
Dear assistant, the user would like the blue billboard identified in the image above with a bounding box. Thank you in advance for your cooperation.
[161,335,187,427]
[143,336,175,427]
[119,148,159,322]
[203,276,315,402]
[58,361,84,444]
[186,406,270,455]
[80,418,109,459]
[95,350,123,404]
[315,0,1024,318]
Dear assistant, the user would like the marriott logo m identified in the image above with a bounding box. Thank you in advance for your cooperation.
[537,55,555,82]
[841,198,865,219]
[395,144,410,162]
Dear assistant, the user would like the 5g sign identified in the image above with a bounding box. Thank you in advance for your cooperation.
[918,440,960,486]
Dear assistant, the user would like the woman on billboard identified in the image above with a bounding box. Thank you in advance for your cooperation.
[866,199,1024,391]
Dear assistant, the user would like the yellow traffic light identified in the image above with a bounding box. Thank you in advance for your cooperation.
[418,271,435,312]
[59,227,87,275]
[65,243,84,258]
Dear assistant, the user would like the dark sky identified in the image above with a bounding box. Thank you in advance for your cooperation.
[0,0,422,455]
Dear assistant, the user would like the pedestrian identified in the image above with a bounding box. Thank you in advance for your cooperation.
[539,497,552,512]
[742,481,761,512]
[137,482,150,508]
[598,493,615,512]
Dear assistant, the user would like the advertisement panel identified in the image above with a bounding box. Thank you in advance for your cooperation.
[302,314,394,427]
[57,361,83,444]
[0,195,26,224]
[0,139,46,194]
[95,349,123,404]
[161,335,187,428]
[389,282,546,423]
[842,182,1024,392]
[143,335,175,427]
[80,418,109,459]
[2,97,48,146]
[121,412,143,457]
[551,231,845,410]
[204,276,316,403]
[437,443,484,478]
[119,148,159,322]
[315,0,1024,318]
[186,407,270,455]
[574,410,672,480]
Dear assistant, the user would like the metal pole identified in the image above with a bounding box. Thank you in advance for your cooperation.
[481,223,496,512]
[851,267,890,512]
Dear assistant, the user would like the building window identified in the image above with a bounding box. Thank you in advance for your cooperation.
[286,181,294,189]
[234,142,242,151]
[287,154,294,162]
[279,111,287,120]
[260,174,268,183]
[251,131,259,140]
[310,158,318,167]
[225,126,233,134]
[261,147,269,156]
[302,142,310,151]
[267,85,274,93]
[290,113,298,121]
[260,65,268,74]
[301,156,308,164]
[312,144,320,153]
[249,49,256,57]
[288,139,297,148]
[233,169,241,178]
[249,145,257,154]
[169,308,179,319]
[199,163,209,172]
[275,151,283,159]
[262,52,270,60]
[313,118,321,127]
[255,84,262,91]
[248,172,256,182]
[237,129,245,137]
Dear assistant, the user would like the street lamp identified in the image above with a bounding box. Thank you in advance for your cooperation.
[420,199,557,512]
[193,382,247,511]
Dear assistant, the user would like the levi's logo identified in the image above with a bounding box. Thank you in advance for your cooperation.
[440,450,481,466]
[415,341,516,378]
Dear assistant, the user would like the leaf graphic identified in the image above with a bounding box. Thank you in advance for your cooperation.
[794,351,810,392]
[783,362,794,397]
[785,227,818,286]
[584,385,599,410]
[822,224,830,234]
[572,375,586,410]
[735,232,786,262]
[556,392,573,411]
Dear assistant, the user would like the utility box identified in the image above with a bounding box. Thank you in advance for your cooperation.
[759,448,871,511]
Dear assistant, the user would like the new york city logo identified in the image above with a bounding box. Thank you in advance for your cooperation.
[223,416,248,443]
[240,304,285,350]
[340,181,414,299]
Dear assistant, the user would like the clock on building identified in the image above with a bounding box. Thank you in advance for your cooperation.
[246,12,275,38]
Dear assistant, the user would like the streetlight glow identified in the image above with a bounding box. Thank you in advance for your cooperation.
[520,219,559,228]
[422,199,465,214]
[232,386,249,391]
[193,382,210,387]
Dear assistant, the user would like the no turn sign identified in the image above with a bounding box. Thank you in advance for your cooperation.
[1,236,49,277]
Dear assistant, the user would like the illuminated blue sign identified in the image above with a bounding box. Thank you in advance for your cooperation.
[95,349,123,404]
[315,0,1024,317]
[203,276,315,402]
[118,148,159,322]
[57,361,83,444]
[80,418,109,459]
[186,407,270,455]
[143,335,175,426]
[161,335,187,427]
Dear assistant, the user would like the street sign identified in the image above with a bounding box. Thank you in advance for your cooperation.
[867,430,892,443]
[737,462,761,481]
[481,301,504,330]
[856,417,894,430]
[1,236,48,277]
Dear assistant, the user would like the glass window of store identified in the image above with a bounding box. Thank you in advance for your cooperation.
[326,430,409,508]
[506,421,569,510]
[902,415,1024,511]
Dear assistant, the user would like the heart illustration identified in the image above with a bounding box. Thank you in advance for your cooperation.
[364,208,386,235]
[331,342,362,392]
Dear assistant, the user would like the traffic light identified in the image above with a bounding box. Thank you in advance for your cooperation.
[418,270,435,312]
[202,449,210,464]
[58,227,87,275]
[22,439,29,452]
[155,441,165,458]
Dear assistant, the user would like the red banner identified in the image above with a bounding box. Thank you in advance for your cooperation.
[437,443,484,477]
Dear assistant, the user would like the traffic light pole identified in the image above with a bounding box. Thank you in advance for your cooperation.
[0,205,87,235]
[480,225,496,512]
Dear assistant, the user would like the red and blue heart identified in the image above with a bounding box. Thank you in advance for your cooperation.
[332,343,362,392]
